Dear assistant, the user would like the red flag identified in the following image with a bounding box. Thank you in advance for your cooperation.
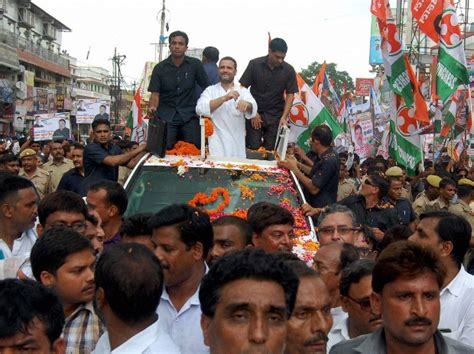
[403,54,430,122]
[371,0,387,20]
[312,61,326,97]
[411,0,443,42]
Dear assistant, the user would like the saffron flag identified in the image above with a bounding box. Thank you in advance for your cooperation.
[411,0,443,42]
[312,62,326,97]
[289,74,344,151]
[371,0,387,20]
[403,54,430,122]
[436,2,469,102]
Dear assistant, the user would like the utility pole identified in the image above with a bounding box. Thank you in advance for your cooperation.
[158,0,166,62]
[110,47,126,125]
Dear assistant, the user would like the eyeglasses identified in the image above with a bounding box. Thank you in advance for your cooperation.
[317,226,356,235]
[50,222,86,233]
[345,295,372,311]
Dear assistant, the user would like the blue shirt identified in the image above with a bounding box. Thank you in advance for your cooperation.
[57,168,84,194]
[307,147,340,208]
[81,141,122,195]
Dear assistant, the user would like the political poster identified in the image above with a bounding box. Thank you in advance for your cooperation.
[76,99,110,124]
[352,112,374,160]
[33,113,72,141]
[369,15,383,65]
[34,88,48,112]
[14,107,27,132]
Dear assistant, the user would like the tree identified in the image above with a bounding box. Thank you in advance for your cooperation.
[300,61,355,97]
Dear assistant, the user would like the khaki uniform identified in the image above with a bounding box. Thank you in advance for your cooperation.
[19,168,52,199]
[401,186,412,202]
[42,158,74,191]
[449,200,474,232]
[425,197,450,212]
[337,178,357,201]
[412,192,430,218]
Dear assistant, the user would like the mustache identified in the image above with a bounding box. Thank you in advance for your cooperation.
[405,317,432,326]
[303,332,328,346]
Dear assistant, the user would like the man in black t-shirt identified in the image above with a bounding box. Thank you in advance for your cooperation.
[240,38,298,150]
[147,30,209,149]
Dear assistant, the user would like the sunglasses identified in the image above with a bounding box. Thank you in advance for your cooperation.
[364,179,377,187]
[346,295,372,311]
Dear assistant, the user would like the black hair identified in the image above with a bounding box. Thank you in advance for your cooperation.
[38,191,88,226]
[120,213,153,238]
[85,211,98,227]
[212,215,253,245]
[269,38,288,53]
[0,279,65,345]
[73,142,84,150]
[311,124,333,147]
[95,243,164,324]
[247,202,294,234]
[0,153,18,165]
[373,241,446,293]
[169,30,189,45]
[30,226,94,281]
[219,56,237,70]
[439,177,457,189]
[92,118,111,130]
[0,176,35,204]
[281,256,319,278]
[203,46,219,62]
[58,119,66,124]
[457,185,472,199]
[100,104,106,109]
[88,181,128,216]
[340,243,360,271]
[148,204,213,258]
[420,211,471,267]
[381,224,413,250]
[199,248,299,318]
[369,174,389,199]
[340,259,375,297]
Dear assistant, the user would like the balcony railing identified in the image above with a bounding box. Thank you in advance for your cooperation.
[0,29,69,68]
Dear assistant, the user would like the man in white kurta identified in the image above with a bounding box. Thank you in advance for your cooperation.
[196,56,257,158]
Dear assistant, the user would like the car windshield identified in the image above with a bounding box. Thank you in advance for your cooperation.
[126,165,302,218]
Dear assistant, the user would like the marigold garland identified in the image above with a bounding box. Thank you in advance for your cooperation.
[188,187,230,215]
[166,141,200,156]
[204,117,214,137]
[239,184,255,200]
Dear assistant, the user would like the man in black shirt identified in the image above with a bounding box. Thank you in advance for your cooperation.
[278,125,339,208]
[147,30,209,149]
[58,143,85,194]
[240,38,298,150]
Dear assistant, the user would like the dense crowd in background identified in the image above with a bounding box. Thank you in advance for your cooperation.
[0,30,474,354]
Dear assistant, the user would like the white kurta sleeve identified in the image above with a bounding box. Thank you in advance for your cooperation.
[195,86,214,117]
[239,87,258,119]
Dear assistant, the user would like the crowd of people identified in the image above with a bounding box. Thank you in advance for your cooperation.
[0,29,474,354]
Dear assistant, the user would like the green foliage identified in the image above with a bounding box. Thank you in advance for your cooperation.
[299,61,355,97]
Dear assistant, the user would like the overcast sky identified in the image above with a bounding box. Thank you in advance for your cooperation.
[34,0,373,87]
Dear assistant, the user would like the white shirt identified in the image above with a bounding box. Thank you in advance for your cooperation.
[327,318,350,352]
[93,319,180,354]
[157,264,209,354]
[196,82,257,158]
[439,266,474,346]
[330,306,348,329]
[0,228,37,260]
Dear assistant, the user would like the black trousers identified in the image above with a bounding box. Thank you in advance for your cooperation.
[245,113,280,150]
[165,117,201,150]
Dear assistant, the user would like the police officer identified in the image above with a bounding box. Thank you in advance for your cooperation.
[385,177,416,230]
[426,177,457,212]
[18,148,51,199]
[278,125,339,208]
[449,178,474,235]
[412,175,441,218]
[385,166,412,201]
